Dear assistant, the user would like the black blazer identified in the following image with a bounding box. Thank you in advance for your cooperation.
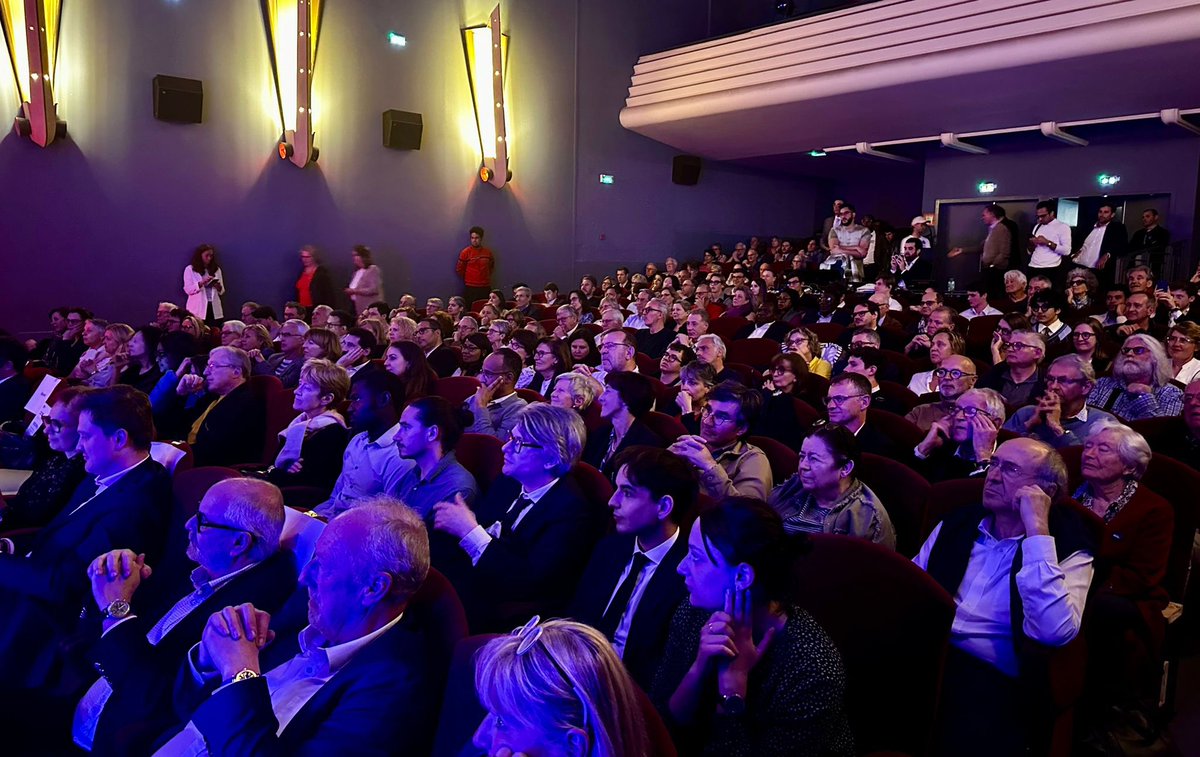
[568,532,688,690]
[582,419,664,480]
[0,373,30,424]
[801,309,852,326]
[433,474,607,631]
[88,551,298,755]
[171,614,436,756]
[266,423,351,493]
[190,382,268,467]
[1098,222,1129,261]
[307,265,338,308]
[0,458,172,687]
[733,321,789,342]
[427,345,461,379]
[896,257,933,288]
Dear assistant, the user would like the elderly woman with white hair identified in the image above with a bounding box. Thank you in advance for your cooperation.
[1073,420,1173,724]
[473,618,651,757]
[1087,334,1184,419]
[549,370,604,414]
[432,404,607,630]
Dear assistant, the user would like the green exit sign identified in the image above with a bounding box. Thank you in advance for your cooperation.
[599,174,614,185]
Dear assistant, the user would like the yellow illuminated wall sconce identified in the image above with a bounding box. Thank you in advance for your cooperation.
[261,0,323,167]
[0,0,66,147]
[462,4,510,188]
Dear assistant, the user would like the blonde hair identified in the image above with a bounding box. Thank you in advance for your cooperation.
[389,316,417,342]
[105,323,135,344]
[241,324,271,350]
[360,317,388,346]
[513,404,585,475]
[300,358,351,407]
[475,619,650,757]
[304,328,343,361]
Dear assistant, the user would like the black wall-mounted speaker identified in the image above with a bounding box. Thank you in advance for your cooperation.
[672,155,702,185]
[153,75,203,124]
[382,109,423,150]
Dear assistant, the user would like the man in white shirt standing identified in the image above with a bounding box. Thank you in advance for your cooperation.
[1071,201,1128,288]
[914,438,1094,756]
[1027,200,1074,293]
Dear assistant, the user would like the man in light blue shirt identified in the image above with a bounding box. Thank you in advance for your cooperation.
[1005,355,1116,448]
[390,396,477,518]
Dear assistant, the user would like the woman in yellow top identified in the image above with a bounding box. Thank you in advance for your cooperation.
[784,327,833,378]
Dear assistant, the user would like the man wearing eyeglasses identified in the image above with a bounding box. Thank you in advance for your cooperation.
[1028,291,1072,344]
[465,349,528,441]
[250,318,308,389]
[1109,291,1166,342]
[175,346,268,468]
[414,317,461,378]
[906,355,978,432]
[1087,334,1183,420]
[669,381,772,500]
[637,297,675,361]
[593,330,639,385]
[73,479,295,755]
[1004,355,1115,448]
[912,388,1007,482]
[914,437,1095,756]
[822,371,905,460]
[978,330,1047,409]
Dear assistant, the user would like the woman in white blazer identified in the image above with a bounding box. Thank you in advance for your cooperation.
[183,244,225,325]
[345,244,385,315]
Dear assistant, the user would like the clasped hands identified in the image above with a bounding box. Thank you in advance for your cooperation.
[198,603,275,682]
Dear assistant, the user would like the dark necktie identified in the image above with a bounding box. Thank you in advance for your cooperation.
[597,552,651,640]
[499,494,533,537]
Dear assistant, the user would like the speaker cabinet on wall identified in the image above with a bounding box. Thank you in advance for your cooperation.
[382,110,423,150]
[672,155,702,186]
[153,75,204,124]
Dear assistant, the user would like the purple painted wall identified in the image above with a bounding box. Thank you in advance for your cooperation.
[0,0,821,338]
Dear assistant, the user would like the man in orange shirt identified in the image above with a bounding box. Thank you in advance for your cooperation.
[457,225,495,306]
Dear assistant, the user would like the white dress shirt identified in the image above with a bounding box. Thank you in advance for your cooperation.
[156,613,406,756]
[459,477,560,565]
[313,424,408,518]
[913,518,1093,676]
[606,530,680,658]
[1029,219,1073,269]
[1074,224,1109,269]
[1174,358,1200,386]
[962,305,1002,320]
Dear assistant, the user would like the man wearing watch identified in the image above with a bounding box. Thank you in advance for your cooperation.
[156,501,438,755]
[912,389,1006,484]
[1027,200,1074,293]
[71,479,296,755]
[0,386,171,746]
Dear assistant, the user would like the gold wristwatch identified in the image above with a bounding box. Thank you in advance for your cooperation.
[230,668,260,683]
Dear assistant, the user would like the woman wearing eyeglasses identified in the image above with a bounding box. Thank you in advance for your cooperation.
[989,313,1031,365]
[652,496,854,756]
[473,618,651,757]
[1069,317,1112,377]
[0,388,88,530]
[659,342,695,387]
[523,338,569,397]
[1087,334,1184,420]
[912,388,1008,483]
[1166,321,1200,385]
[382,341,437,401]
[907,329,965,396]
[783,328,833,379]
[453,333,492,378]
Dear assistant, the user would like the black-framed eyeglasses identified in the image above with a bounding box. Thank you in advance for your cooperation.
[504,434,544,453]
[1072,332,1096,341]
[933,368,975,380]
[1120,346,1149,356]
[950,405,990,419]
[700,406,738,425]
[194,511,255,538]
[40,414,66,432]
[1030,303,1053,312]
[415,327,435,335]
[825,394,867,407]
[1045,374,1087,386]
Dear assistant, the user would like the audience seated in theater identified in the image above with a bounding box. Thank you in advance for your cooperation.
[844,347,908,415]
[652,496,854,756]
[1109,291,1166,342]
[251,305,283,340]
[0,386,171,711]
[312,370,408,519]
[259,358,351,492]
[914,438,1095,756]
[769,424,896,548]
[0,387,88,530]
[669,380,773,500]
[784,327,834,379]
[453,314,479,344]
[570,446,696,690]
[843,301,905,352]
[237,323,273,362]
[830,327,881,375]
[146,332,201,439]
[485,318,513,352]
[157,501,437,755]
[554,303,583,340]
[1004,354,1116,448]
[383,340,437,401]
[1029,290,1072,344]
[1088,334,1183,420]
[907,328,965,396]
[593,328,639,384]
[978,329,1046,409]
[464,348,528,440]
[682,308,711,348]
[961,281,1002,320]
[41,306,89,375]
[334,326,377,378]
[69,319,124,388]
[251,318,307,388]
[693,334,742,385]
[622,288,651,330]
[1068,316,1112,378]
[515,336,566,397]
[735,297,790,342]
[432,404,604,630]
[904,305,958,360]
[506,330,541,390]
[415,317,461,378]
[454,332,490,378]
[282,301,307,323]
[117,326,164,395]
[635,296,675,362]
[388,313,418,344]
[987,312,1030,365]
[755,353,814,450]
[301,327,343,364]
[913,388,1006,483]
[583,371,663,480]
[908,289,943,339]
[549,370,603,415]
[800,285,852,326]
[822,372,905,459]
[73,479,296,755]
[906,355,978,432]
[0,335,31,424]
[658,341,694,387]
[1166,321,1200,386]
[172,346,268,468]
[391,396,477,520]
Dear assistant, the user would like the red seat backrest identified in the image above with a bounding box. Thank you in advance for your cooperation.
[642,411,687,444]
[435,376,482,406]
[747,435,798,484]
[728,338,781,370]
[856,452,931,557]
[248,374,294,465]
[454,433,505,495]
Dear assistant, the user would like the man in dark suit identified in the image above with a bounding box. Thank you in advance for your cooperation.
[1072,201,1128,288]
[416,317,462,378]
[569,447,695,690]
[72,478,297,754]
[0,336,31,424]
[0,386,171,742]
[824,371,906,459]
[432,404,607,631]
[801,285,852,326]
[174,346,267,467]
[157,501,437,755]
[734,299,791,342]
[845,347,910,416]
[890,238,934,289]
